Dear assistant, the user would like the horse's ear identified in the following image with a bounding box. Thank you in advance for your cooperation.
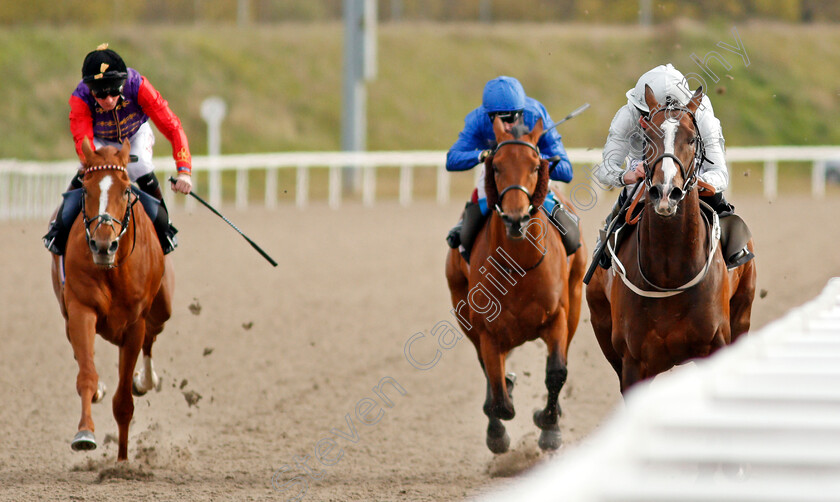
[492,115,506,140]
[644,84,659,112]
[119,138,131,167]
[81,137,95,163]
[530,118,544,142]
[687,86,704,113]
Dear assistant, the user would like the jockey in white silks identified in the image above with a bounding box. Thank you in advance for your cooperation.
[592,63,753,270]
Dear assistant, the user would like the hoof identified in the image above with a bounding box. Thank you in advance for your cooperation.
[486,430,511,454]
[92,381,107,403]
[131,379,148,397]
[537,428,562,451]
[71,430,97,452]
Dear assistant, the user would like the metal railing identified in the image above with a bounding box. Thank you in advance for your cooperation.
[478,277,840,502]
[2,146,839,220]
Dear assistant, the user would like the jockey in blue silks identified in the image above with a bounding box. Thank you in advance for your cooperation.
[445,76,573,261]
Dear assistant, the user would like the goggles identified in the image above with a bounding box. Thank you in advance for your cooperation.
[488,110,523,124]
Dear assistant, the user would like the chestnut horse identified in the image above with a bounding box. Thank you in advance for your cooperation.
[50,139,172,461]
[445,117,587,453]
[586,85,756,393]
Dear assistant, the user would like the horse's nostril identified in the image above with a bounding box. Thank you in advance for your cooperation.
[670,188,684,201]
[109,241,119,253]
[649,185,662,200]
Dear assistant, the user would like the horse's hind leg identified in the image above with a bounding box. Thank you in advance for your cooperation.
[114,321,145,461]
[729,242,756,342]
[66,306,100,451]
[566,241,587,342]
[533,316,569,451]
[134,257,173,396]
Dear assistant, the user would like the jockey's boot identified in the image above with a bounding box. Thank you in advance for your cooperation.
[593,190,628,269]
[43,172,85,255]
[136,173,178,254]
[700,191,755,268]
[446,201,484,263]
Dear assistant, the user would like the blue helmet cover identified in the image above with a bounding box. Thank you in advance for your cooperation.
[482,76,526,113]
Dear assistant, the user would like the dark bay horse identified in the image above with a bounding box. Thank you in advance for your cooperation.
[586,85,756,393]
[50,138,173,461]
[445,117,587,453]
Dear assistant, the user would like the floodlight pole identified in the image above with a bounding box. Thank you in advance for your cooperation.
[341,0,377,193]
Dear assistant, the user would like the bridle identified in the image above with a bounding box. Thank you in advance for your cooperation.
[81,164,139,266]
[642,104,707,204]
[490,139,541,217]
[609,104,721,297]
[487,138,548,272]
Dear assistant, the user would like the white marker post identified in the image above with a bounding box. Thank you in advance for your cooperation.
[200,97,227,209]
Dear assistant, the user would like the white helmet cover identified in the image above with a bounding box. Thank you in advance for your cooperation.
[626,63,694,113]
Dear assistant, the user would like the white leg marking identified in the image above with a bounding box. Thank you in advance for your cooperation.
[133,355,160,393]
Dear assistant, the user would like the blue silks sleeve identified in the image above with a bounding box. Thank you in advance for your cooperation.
[446,109,495,172]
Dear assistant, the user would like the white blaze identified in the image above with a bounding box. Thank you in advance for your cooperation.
[660,119,679,185]
[98,175,113,215]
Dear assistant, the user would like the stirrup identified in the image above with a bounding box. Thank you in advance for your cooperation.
[446,225,462,249]
[726,247,754,269]
[43,221,64,255]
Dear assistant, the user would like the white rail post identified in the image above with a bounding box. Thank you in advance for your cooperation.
[265,167,278,209]
[209,169,222,207]
[296,165,308,209]
[362,164,376,207]
[236,169,248,210]
[0,171,8,220]
[764,159,777,200]
[436,165,449,205]
[329,166,341,209]
[399,164,412,207]
[813,159,826,199]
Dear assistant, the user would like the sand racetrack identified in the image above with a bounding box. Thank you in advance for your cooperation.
[1,192,839,501]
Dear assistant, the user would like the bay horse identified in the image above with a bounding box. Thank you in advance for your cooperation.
[586,85,756,393]
[50,138,173,461]
[445,117,587,453]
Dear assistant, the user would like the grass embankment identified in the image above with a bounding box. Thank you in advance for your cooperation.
[2,21,838,198]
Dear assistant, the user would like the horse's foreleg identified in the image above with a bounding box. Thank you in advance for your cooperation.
[479,337,513,454]
[533,317,569,451]
[66,304,98,451]
[620,355,643,395]
[114,321,145,461]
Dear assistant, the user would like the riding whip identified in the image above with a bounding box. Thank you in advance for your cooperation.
[169,177,278,267]
[583,180,643,285]
[539,103,591,139]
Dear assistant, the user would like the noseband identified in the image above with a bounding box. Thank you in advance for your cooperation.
[81,165,138,258]
[643,105,706,202]
[491,139,541,217]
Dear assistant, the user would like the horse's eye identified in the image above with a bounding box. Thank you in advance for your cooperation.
[687,137,696,145]
[493,165,500,175]
[533,165,539,173]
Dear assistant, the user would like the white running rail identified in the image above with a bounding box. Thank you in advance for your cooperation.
[478,277,840,502]
[1,146,839,220]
